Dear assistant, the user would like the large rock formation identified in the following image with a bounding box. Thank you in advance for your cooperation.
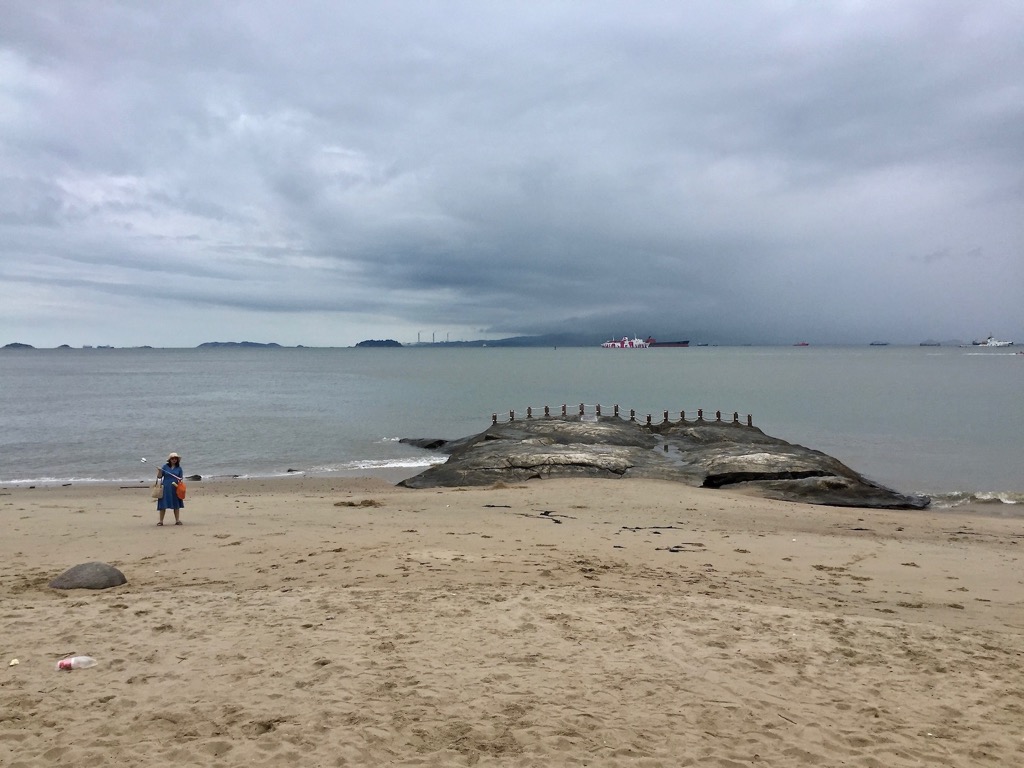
[399,416,929,509]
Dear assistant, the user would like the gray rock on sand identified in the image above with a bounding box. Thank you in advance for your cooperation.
[49,562,127,590]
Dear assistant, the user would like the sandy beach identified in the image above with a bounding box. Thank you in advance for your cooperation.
[2,476,1023,767]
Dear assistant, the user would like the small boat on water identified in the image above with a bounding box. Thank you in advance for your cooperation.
[972,336,1014,347]
[793,341,809,347]
[600,336,650,349]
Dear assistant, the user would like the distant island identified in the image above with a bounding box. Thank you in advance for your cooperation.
[355,339,402,348]
[3,342,34,349]
[197,341,283,348]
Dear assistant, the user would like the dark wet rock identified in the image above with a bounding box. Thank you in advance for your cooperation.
[49,562,127,590]
[399,438,450,451]
[399,417,930,509]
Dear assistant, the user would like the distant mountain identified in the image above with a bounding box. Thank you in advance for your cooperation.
[415,333,600,348]
[197,341,283,348]
[485,333,597,347]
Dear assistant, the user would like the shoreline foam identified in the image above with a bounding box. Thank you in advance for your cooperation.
[3,469,1022,515]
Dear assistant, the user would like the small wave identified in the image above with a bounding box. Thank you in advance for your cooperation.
[199,456,447,480]
[0,476,151,487]
[0,456,447,486]
[228,457,446,481]
[972,491,1022,505]
[928,490,1023,509]
[331,457,446,471]
[219,470,309,480]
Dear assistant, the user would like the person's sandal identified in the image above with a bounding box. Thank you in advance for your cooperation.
[157,522,163,526]
[175,521,183,525]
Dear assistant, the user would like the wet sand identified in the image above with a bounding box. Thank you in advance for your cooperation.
[2,476,1023,766]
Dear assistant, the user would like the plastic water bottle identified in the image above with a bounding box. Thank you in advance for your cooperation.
[56,656,97,671]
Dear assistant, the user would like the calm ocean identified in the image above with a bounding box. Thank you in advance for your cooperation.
[2,345,1021,510]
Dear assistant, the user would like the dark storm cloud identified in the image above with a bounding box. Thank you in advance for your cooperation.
[1,1,1022,346]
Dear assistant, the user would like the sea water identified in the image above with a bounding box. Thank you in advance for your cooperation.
[1,345,1020,509]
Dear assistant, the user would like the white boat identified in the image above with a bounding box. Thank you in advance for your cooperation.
[973,336,1014,347]
[600,336,650,349]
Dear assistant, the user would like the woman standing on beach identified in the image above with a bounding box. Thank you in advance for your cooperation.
[156,452,184,526]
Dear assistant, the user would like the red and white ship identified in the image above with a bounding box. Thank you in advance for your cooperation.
[600,336,650,349]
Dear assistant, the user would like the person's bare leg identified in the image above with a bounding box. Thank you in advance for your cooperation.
[158,508,165,525]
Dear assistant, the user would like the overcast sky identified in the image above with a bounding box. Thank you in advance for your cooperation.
[2,1,1022,347]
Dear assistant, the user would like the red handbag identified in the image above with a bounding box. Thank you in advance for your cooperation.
[175,480,187,500]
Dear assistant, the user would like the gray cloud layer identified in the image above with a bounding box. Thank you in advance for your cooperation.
[2,1,1022,346]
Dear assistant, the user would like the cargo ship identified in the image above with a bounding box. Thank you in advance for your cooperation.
[644,337,689,348]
